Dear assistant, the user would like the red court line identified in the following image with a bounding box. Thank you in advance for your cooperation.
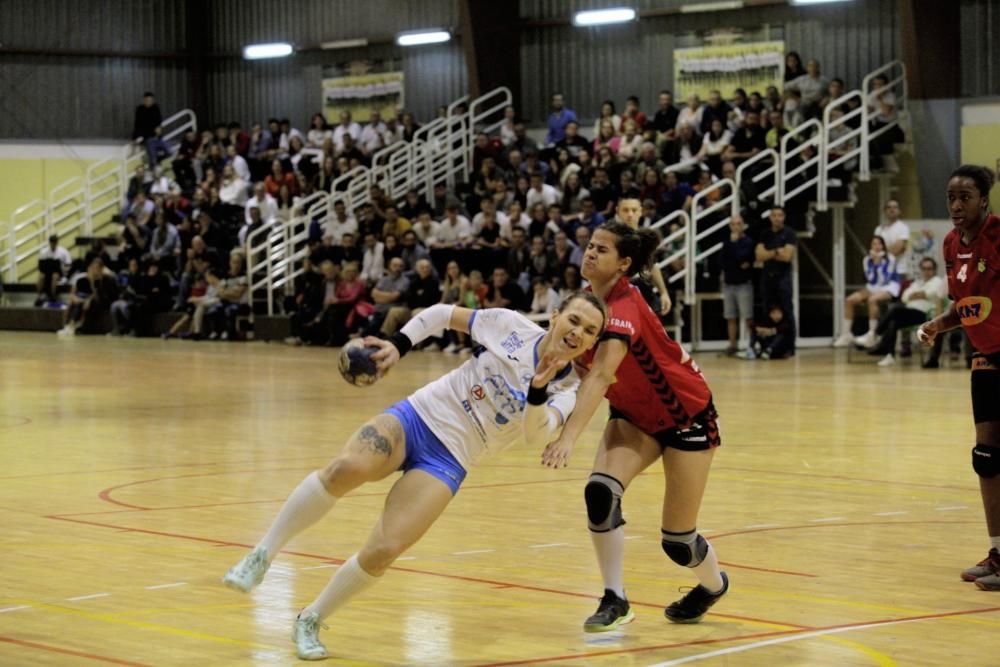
[475,605,1000,666]
[715,465,976,492]
[44,514,807,631]
[0,635,151,666]
[717,560,816,578]
[708,519,981,541]
[0,455,328,481]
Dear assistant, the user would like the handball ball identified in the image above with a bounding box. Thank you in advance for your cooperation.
[338,339,380,387]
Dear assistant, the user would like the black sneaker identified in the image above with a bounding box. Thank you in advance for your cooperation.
[664,572,729,624]
[583,589,635,633]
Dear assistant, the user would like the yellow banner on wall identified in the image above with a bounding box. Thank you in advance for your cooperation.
[322,71,405,124]
[674,41,785,101]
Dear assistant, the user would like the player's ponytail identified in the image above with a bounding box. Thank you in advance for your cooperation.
[599,221,661,277]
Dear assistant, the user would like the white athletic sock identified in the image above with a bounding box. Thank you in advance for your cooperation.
[868,318,878,334]
[991,536,1000,552]
[302,553,379,620]
[842,318,853,336]
[692,542,725,593]
[590,527,626,599]
[257,471,338,558]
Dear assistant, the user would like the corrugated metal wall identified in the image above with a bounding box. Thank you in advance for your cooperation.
[519,0,901,123]
[960,0,1000,97]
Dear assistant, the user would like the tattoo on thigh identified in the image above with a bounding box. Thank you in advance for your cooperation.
[360,425,392,456]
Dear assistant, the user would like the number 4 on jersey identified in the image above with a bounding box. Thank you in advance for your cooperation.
[957,263,969,283]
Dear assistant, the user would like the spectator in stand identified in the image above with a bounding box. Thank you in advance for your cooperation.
[672,124,703,177]
[461,269,488,315]
[265,159,296,199]
[617,119,644,163]
[291,260,342,346]
[572,197,605,234]
[315,156,337,193]
[277,118,305,155]
[639,198,659,228]
[676,93,704,137]
[248,122,277,180]
[322,200,358,245]
[485,266,525,311]
[399,230,431,271]
[174,235,206,309]
[661,171,695,215]
[560,171,589,216]
[307,113,332,148]
[498,105,517,147]
[198,210,230,256]
[764,85,783,114]
[724,110,766,166]
[510,122,538,156]
[227,144,252,182]
[36,234,72,306]
[523,151,551,183]
[570,226,590,267]
[825,78,846,111]
[782,88,805,130]
[529,277,562,321]
[697,119,732,177]
[526,171,560,211]
[546,93,578,146]
[784,51,805,82]
[332,232,363,269]
[868,74,904,162]
[381,205,411,240]
[274,184,297,224]
[588,168,617,219]
[412,211,439,246]
[592,120,618,157]
[204,253,249,340]
[865,256,947,367]
[364,257,409,336]
[219,164,249,208]
[634,142,666,186]
[120,213,150,263]
[128,258,172,337]
[332,111,362,153]
[618,170,641,201]
[473,209,505,253]
[438,261,469,353]
[399,188,429,221]
[652,90,679,153]
[731,88,749,113]
[246,182,278,226]
[506,226,531,287]
[755,205,797,354]
[400,112,421,143]
[550,230,577,279]
[57,257,118,336]
[746,303,795,360]
[433,205,473,249]
[473,197,510,238]
[431,182,464,219]
[132,92,164,167]
[146,210,180,273]
[621,95,647,133]
[559,264,583,302]
[527,235,555,284]
[875,199,912,280]
[700,90,732,136]
[283,258,324,346]
[506,200,531,234]
[360,232,385,286]
[556,120,590,159]
[787,59,830,120]
[765,111,788,150]
[721,215,755,356]
[639,169,666,207]
[125,164,150,206]
[593,100,621,140]
[238,206,268,248]
[125,191,155,227]
[747,91,766,116]
[527,203,548,239]
[834,235,900,348]
[380,258,442,338]
[360,110,387,156]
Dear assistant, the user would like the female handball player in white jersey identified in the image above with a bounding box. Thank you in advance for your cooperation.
[223,293,606,660]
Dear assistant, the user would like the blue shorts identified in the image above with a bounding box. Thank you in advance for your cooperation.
[385,399,467,495]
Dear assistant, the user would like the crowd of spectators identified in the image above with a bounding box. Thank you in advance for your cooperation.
[37,53,908,353]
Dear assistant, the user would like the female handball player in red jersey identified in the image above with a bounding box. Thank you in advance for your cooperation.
[541,220,728,630]
[919,164,1000,590]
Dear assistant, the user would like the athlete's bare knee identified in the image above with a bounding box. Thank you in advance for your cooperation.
[318,456,375,493]
[357,538,407,576]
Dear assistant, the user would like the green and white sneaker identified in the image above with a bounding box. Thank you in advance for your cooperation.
[222,547,270,593]
[292,611,329,660]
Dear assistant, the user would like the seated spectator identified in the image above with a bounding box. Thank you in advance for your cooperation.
[616,119,644,162]
[527,235,555,284]
[559,264,583,301]
[265,159,296,199]
[660,171,695,215]
[865,257,947,366]
[432,205,472,249]
[592,120,619,157]
[675,93,703,137]
[382,233,401,264]
[132,258,172,336]
[473,210,505,251]
[146,210,180,273]
[119,213,150,263]
[639,169,666,207]
[149,166,177,197]
[692,169,720,210]
[724,110,766,165]
[485,266,524,311]
[275,184,297,224]
[307,113,332,148]
[593,100,621,139]
[238,206,269,247]
[550,230,577,279]
[399,230,430,270]
[411,211,439,245]
[165,263,221,340]
[57,258,119,336]
[380,258,442,339]
[207,253,249,340]
[36,234,72,306]
[499,105,517,147]
[588,168,617,219]
[697,119,732,177]
[786,59,830,120]
[639,198,659,227]
[545,204,569,239]
[380,205,411,240]
[363,257,409,336]
[671,124,703,176]
[110,257,142,336]
[125,191,155,227]
[505,199,530,233]
[652,90,679,150]
[699,90,731,136]
[559,171,589,216]
[782,88,805,130]
[245,182,278,225]
[634,142,666,185]
[834,235,900,348]
[765,111,788,150]
[332,110,362,153]
[570,227,590,267]
[571,197,605,235]
[745,303,794,360]
[556,120,590,159]
[506,226,531,286]
[528,277,562,321]
[360,232,385,285]
[320,199,358,244]
[284,258,323,345]
[315,156,337,193]
[721,215,755,356]
[331,232,363,268]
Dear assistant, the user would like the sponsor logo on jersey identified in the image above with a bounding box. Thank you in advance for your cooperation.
[979,258,987,273]
[461,399,488,441]
[609,317,635,335]
[500,331,525,355]
[956,296,993,326]
[958,253,973,259]
[471,384,485,400]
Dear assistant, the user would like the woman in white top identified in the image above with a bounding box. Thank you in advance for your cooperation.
[593,100,621,139]
[864,256,947,366]
[696,119,732,176]
[306,113,333,148]
[223,296,607,661]
[218,164,248,206]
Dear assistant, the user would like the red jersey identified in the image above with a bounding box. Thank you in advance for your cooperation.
[943,214,1000,356]
[582,277,712,433]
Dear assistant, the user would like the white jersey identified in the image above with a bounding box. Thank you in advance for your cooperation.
[408,309,580,470]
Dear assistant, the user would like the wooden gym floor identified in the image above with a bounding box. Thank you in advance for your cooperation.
[1,331,997,666]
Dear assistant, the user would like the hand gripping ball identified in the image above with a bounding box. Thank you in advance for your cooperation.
[338,339,381,387]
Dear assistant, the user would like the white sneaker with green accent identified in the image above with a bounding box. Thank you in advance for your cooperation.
[222,547,270,593]
[292,611,329,660]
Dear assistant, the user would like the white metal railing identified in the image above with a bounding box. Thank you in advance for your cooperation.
[688,178,737,303]
[863,60,907,147]
[817,89,869,211]
[735,147,779,207]
[3,108,196,283]
[778,119,823,206]
[650,209,692,288]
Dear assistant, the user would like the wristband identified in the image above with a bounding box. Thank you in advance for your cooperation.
[527,383,549,406]
[388,332,413,358]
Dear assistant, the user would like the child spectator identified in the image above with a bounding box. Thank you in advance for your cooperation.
[745,304,794,360]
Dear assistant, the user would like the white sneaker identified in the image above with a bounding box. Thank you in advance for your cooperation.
[222,547,270,593]
[56,325,76,337]
[208,332,219,340]
[220,331,229,341]
[442,342,458,353]
[877,353,895,367]
[853,331,876,348]
[284,336,302,346]
[291,611,329,661]
[832,332,853,348]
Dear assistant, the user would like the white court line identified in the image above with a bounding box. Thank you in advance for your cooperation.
[66,593,110,602]
[646,615,935,666]
[396,556,416,561]
[144,582,187,590]
[300,564,338,570]
[452,549,494,556]
[808,517,846,523]
[935,506,967,511]
[624,535,643,540]
[529,543,571,549]
[0,606,30,613]
[743,524,781,529]
[873,511,907,516]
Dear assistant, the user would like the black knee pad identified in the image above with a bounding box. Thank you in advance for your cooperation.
[584,473,625,532]
[661,529,709,567]
[973,445,1000,479]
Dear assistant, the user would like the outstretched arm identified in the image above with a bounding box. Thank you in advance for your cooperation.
[522,352,571,450]
[369,304,469,371]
